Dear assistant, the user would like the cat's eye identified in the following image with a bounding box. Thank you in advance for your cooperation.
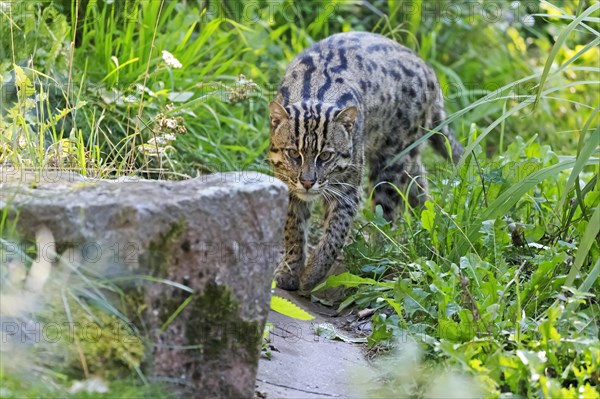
[287,149,301,160]
[318,151,334,162]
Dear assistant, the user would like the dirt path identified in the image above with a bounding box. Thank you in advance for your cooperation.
[255,288,375,399]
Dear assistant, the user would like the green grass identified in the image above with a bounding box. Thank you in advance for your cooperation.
[317,130,598,397]
[1,0,598,397]
[0,224,173,397]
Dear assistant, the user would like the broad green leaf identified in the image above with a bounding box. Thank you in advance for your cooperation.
[581,384,600,399]
[539,307,562,346]
[400,287,434,318]
[338,292,359,312]
[263,322,273,339]
[385,298,403,317]
[438,319,476,343]
[421,200,435,233]
[314,323,367,343]
[13,64,35,98]
[270,296,314,321]
[313,272,393,292]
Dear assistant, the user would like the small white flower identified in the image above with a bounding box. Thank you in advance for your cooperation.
[521,14,535,27]
[69,376,109,394]
[162,50,182,69]
[165,119,177,130]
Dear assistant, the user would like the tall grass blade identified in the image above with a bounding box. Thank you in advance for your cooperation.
[456,158,580,256]
[559,113,600,211]
[534,2,600,108]
[564,203,600,287]
[160,295,194,333]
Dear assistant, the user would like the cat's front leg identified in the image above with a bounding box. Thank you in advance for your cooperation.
[274,195,311,290]
[299,185,360,292]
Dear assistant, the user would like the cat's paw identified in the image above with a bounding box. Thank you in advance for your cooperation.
[298,277,318,292]
[274,269,299,291]
[299,266,324,292]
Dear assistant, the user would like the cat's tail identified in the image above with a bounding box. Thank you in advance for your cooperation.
[428,100,463,163]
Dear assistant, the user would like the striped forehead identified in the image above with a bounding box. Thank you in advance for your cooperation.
[287,102,330,152]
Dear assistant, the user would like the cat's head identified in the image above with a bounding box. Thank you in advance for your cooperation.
[268,100,358,202]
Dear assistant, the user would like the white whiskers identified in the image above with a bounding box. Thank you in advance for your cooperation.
[324,185,356,208]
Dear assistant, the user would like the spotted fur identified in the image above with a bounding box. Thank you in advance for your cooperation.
[269,32,463,291]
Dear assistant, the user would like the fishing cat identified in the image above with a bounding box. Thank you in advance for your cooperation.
[269,32,462,291]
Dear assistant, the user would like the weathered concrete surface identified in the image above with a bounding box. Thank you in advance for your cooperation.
[256,288,374,398]
[0,170,288,398]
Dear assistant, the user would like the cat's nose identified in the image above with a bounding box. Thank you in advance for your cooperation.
[301,179,316,190]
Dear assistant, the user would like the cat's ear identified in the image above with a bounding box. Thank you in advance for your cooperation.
[269,101,289,131]
[334,106,358,132]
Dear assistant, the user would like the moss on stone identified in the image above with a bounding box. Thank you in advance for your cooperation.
[142,220,187,277]
[187,281,261,365]
[43,303,145,380]
[123,220,187,356]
